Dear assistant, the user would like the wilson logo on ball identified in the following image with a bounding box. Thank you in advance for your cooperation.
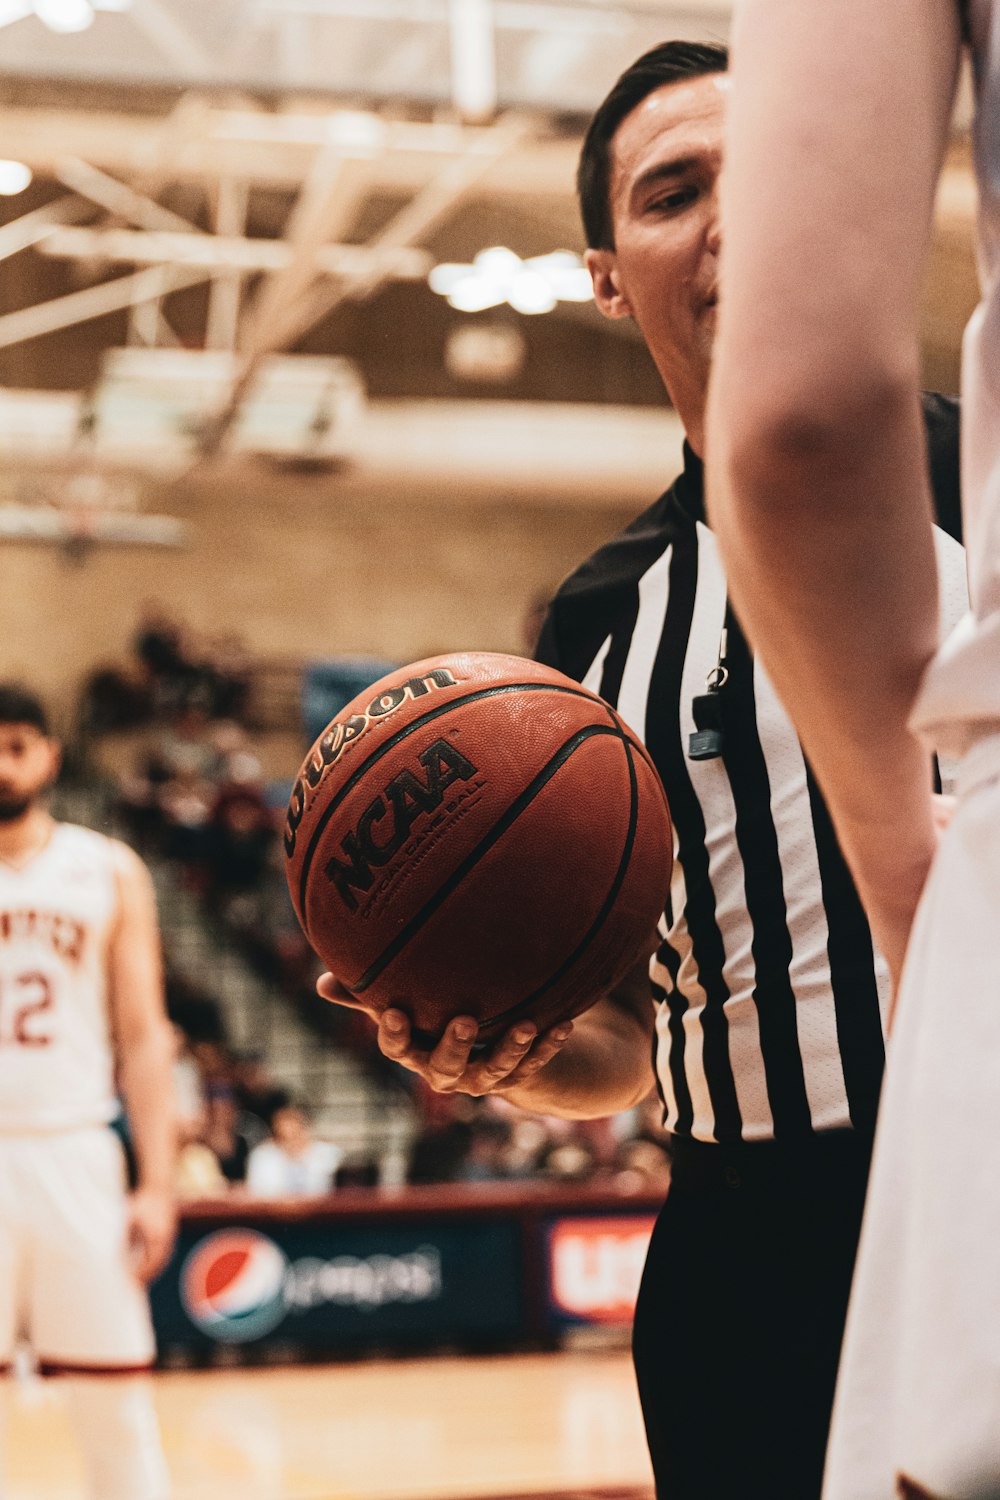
[284,667,458,856]
[181,1230,289,1343]
[325,738,479,912]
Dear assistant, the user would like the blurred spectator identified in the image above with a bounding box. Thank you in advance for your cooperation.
[188,1038,232,1093]
[336,1155,382,1189]
[159,704,217,781]
[175,1109,228,1199]
[204,785,275,915]
[574,1115,622,1173]
[246,1105,342,1198]
[208,720,263,787]
[613,1137,671,1192]
[129,703,217,868]
[202,1086,251,1186]
[243,862,319,999]
[133,605,199,715]
[457,1115,514,1183]
[407,1118,474,1185]
[165,970,226,1044]
[171,1023,204,1132]
[201,633,252,720]
[160,766,214,866]
[232,1052,290,1142]
[116,750,174,850]
[79,665,151,734]
[94,609,258,735]
[539,1139,598,1182]
[134,605,184,679]
[404,1095,651,1188]
[504,1115,552,1178]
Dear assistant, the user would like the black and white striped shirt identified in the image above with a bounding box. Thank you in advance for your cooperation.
[536,393,967,1143]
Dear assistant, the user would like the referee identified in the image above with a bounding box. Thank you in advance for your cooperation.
[319,43,968,1500]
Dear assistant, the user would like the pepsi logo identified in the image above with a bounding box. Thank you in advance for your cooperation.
[181,1230,289,1343]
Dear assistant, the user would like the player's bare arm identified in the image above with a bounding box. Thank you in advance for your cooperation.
[317,949,655,1117]
[706,0,961,984]
[108,840,177,1281]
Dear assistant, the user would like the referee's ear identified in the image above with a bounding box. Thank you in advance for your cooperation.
[585,249,633,321]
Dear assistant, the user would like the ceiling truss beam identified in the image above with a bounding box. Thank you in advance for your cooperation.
[0,196,93,266]
[38,224,433,279]
[0,263,212,352]
[0,105,572,197]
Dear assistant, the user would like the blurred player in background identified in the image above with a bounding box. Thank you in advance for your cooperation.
[707,2,1000,1496]
[0,684,176,1500]
[319,43,967,1500]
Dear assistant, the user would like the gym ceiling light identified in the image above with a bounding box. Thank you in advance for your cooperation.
[0,161,32,195]
[0,0,130,32]
[429,247,593,315]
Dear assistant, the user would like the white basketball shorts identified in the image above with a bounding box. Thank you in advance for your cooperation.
[0,1126,156,1373]
[824,731,1000,1500]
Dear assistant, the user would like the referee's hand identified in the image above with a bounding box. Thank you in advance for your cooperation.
[316,972,573,1097]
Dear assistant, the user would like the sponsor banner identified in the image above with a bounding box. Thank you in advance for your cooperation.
[151,1218,524,1351]
[545,1214,657,1326]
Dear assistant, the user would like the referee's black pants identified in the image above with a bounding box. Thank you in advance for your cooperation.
[632,1128,872,1500]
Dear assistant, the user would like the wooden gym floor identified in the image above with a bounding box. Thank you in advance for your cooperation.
[2,1349,655,1500]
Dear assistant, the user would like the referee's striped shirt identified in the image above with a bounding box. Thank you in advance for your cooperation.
[536,393,967,1143]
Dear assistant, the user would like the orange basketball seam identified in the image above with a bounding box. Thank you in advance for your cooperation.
[347,724,639,1032]
[468,732,643,1035]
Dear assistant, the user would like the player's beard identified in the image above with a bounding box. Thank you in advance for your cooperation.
[0,793,32,823]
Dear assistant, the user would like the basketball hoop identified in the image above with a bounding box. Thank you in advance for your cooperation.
[60,471,107,564]
[0,495,186,557]
[63,504,100,565]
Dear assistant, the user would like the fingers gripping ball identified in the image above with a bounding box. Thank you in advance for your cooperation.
[284,653,673,1047]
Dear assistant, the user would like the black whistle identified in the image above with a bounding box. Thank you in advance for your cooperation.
[688,690,724,761]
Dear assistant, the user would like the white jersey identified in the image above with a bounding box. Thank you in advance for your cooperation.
[912,2,1000,753]
[823,12,1000,1496]
[0,823,120,1132]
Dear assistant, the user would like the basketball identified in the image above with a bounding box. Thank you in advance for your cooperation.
[284,652,673,1046]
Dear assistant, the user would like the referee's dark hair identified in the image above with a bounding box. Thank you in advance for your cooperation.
[578,40,729,251]
[0,684,50,736]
